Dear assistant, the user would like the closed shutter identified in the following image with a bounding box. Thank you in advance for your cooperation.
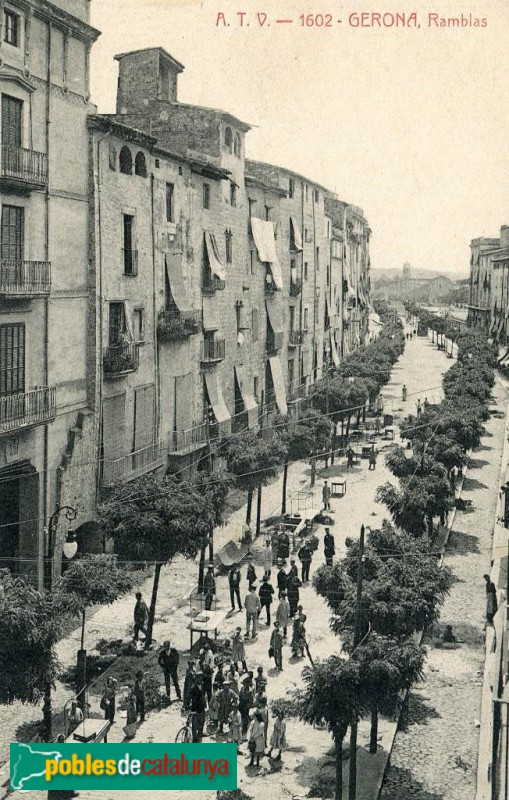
[133,384,155,452]
[102,394,126,462]
[1,205,24,260]
[0,323,25,396]
[1,95,22,148]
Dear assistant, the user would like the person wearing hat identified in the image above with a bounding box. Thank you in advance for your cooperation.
[276,560,287,598]
[298,540,313,583]
[286,569,302,618]
[228,564,242,611]
[182,660,196,710]
[244,583,261,638]
[229,696,243,752]
[198,647,213,702]
[227,663,240,695]
[100,676,117,723]
[232,626,248,673]
[246,558,257,590]
[204,564,216,611]
[276,591,291,637]
[217,680,237,735]
[132,591,149,643]
[258,574,275,626]
[213,661,226,690]
[289,559,298,580]
[158,640,182,703]
[239,677,254,736]
[324,527,335,567]
[277,529,290,562]
[189,673,207,743]
[270,621,284,671]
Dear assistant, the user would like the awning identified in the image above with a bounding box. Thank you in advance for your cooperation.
[165,253,190,312]
[291,266,299,286]
[290,217,303,252]
[330,330,340,366]
[268,355,288,416]
[202,298,218,331]
[265,297,284,350]
[204,372,231,435]
[234,364,258,428]
[204,232,226,281]
[251,217,283,289]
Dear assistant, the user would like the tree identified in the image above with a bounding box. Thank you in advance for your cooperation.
[99,474,215,647]
[0,570,61,739]
[297,656,367,800]
[191,470,232,590]
[376,465,453,539]
[223,429,286,533]
[276,409,331,506]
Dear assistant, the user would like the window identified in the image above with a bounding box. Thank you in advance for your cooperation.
[0,323,25,396]
[289,306,295,332]
[235,301,243,334]
[289,178,295,199]
[119,146,133,175]
[290,258,296,272]
[166,183,175,222]
[225,229,233,264]
[203,183,210,209]
[230,183,237,207]
[134,151,147,177]
[303,307,309,330]
[248,198,256,216]
[108,302,125,345]
[2,95,22,149]
[123,214,136,275]
[314,189,319,203]
[265,205,271,221]
[234,132,242,157]
[178,165,183,176]
[252,309,259,341]
[1,205,24,261]
[253,376,259,401]
[316,246,320,269]
[304,262,308,281]
[224,127,233,152]
[4,9,19,47]
[250,250,254,275]
[133,309,144,341]
[288,359,295,387]
[305,185,309,202]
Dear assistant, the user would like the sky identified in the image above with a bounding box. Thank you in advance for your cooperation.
[89,0,509,276]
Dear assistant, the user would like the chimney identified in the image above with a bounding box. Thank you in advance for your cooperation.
[114,47,185,115]
[500,226,509,249]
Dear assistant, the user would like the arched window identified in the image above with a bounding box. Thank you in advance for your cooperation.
[224,126,233,153]
[134,151,147,177]
[119,146,133,175]
[234,132,241,157]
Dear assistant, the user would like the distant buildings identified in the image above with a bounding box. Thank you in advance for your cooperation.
[1,15,371,588]
[372,264,466,306]
[467,226,509,343]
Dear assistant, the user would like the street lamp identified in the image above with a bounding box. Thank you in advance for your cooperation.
[62,530,78,560]
[404,441,414,460]
[45,505,78,588]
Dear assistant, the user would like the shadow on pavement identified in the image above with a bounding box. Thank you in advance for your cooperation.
[446,529,481,556]
[398,692,441,730]
[468,457,491,470]
[461,476,489,492]
[380,765,444,800]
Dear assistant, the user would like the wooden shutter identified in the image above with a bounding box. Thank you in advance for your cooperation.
[1,95,22,147]
[0,323,25,396]
[1,205,24,260]
[108,302,125,345]
[133,384,155,452]
[102,394,126,461]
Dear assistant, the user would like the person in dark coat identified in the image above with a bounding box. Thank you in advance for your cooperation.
[189,674,207,742]
[158,640,182,702]
[324,528,335,567]
[182,660,196,710]
[276,561,287,597]
[229,565,242,611]
[484,574,498,624]
[203,565,216,611]
[289,559,298,580]
[298,542,312,583]
[286,571,302,617]
[259,575,275,625]
[132,592,149,642]
[277,529,290,561]
[238,677,254,735]
[246,558,257,590]
[346,446,355,469]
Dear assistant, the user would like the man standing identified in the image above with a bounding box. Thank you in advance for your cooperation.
[368,446,377,471]
[158,640,182,702]
[289,558,298,580]
[286,571,302,618]
[203,564,216,611]
[259,575,275,626]
[270,622,284,671]
[246,558,257,590]
[276,560,287,598]
[189,673,207,743]
[132,592,149,642]
[322,480,332,511]
[277,528,290,562]
[244,584,261,638]
[228,564,242,611]
[346,446,355,469]
[324,527,335,567]
[298,541,312,583]
[276,591,291,637]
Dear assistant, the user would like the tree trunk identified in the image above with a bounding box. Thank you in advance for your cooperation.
[331,426,337,465]
[246,489,254,525]
[198,545,207,594]
[362,405,366,423]
[282,462,289,515]
[356,407,361,427]
[345,415,352,444]
[369,701,379,754]
[80,608,86,651]
[256,484,263,537]
[334,725,346,800]
[208,528,214,563]
[145,562,163,649]
[43,683,52,741]
[310,453,316,487]
[348,719,358,800]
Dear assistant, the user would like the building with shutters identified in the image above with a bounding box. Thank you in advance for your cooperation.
[0,0,99,588]
[467,226,509,346]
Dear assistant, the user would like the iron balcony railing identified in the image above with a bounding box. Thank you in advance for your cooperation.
[202,275,226,294]
[288,329,304,347]
[101,440,167,487]
[0,145,48,187]
[122,249,138,276]
[0,387,56,433]
[201,337,225,363]
[103,342,139,376]
[289,278,302,297]
[168,423,208,454]
[157,309,201,341]
[0,260,51,296]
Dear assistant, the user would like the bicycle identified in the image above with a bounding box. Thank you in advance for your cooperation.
[175,712,193,743]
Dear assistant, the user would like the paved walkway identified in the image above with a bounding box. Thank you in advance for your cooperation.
[0,328,457,799]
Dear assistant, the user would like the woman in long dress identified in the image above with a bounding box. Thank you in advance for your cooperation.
[247,711,265,767]
[269,709,287,760]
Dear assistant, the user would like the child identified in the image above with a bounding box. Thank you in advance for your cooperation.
[257,695,269,747]
[269,708,287,760]
[208,686,220,732]
[228,697,243,754]
[123,692,137,739]
[247,711,265,767]
[133,670,146,722]
[254,666,267,693]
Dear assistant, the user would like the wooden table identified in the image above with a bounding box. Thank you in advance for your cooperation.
[331,479,347,497]
[66,717,111,743]
[187,609,228,651]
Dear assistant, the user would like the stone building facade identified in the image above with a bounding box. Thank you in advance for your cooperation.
[468,226,509,342]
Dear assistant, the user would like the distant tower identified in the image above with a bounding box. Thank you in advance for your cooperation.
[402,263,411,280]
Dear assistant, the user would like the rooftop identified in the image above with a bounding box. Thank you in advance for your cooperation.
[114,47,185,73]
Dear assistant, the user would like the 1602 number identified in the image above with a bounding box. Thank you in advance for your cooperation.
[299,13,333,26]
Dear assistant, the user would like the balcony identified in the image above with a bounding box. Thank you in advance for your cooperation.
[103,342,139,377]
[0,260,51,297]
[265,278,278,295]
[157,309,201,342]
[0,387,56,434]
[101,440,167,487]
[123,249,138,277]
[288,329,304,348]
[168,423,208,454]
[266,331,283,355]
[0,145,48,193]
[201,337,225,364]
[202,276,226,295]
[290,278,302,297]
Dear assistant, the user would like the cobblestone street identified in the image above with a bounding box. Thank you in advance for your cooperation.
[1,329,490,800]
